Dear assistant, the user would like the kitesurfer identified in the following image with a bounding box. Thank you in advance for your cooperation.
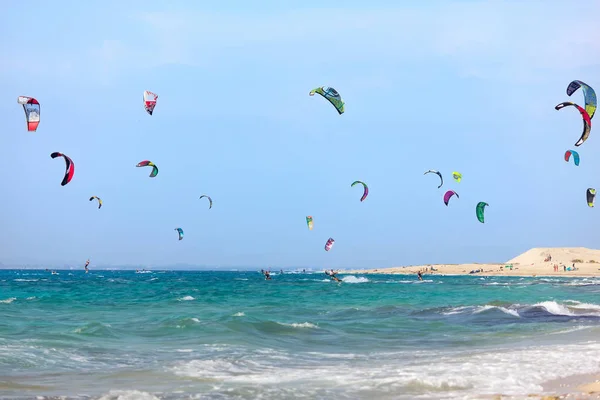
[417,271,423,281]
[84,259,90,273]
[325,269,341,282]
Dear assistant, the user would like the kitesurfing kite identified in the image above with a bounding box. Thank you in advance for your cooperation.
[136,160,158,178]
[144,91,158,115]
[174,228,184,240]
[424,170,443,188]
[89,196,102,209]
[587,188,596,207]
[565,150,580,166]
[555,102,592,147]
[17,96,40,132]
[452,172,462,183]
[351,181,369,202]
[324,237,335,251]
[306,216,313,231]
[199,195,213,209]
[443,190,459,206]
[567,80,596,120]
[50,152,75,186]
[309,86,345,115]
[476,202,488,223]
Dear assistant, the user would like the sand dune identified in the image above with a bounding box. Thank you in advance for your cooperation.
[343,247,600,277]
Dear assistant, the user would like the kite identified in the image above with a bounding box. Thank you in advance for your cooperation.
[324,237,335,251]
[309,86,345,115]
[476,202,488,223]
[50,152,75,186]
[424,170,443,188]
[555,102,592,147]
[144,91,158,115]
[351,181,369,202]
[174,227,184,240]
[443,190,459,206]
[587,188,596,207]
[564,150,580,166]
[136,160,158,178]
[452,172,462,183]
[199,195,213,209]
[17,96,40,132]
[89,196,103,209]
[306,216,313,231]
[567,80,596,120]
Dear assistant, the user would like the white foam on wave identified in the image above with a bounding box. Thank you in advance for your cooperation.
[0,297,16,304]
[532,300,600,317]
[565,300,600,311]
[13,278,38,282]
[177,295,195,301]
[473,305,520,318]
[563,278,600,286]
[442,305,520,318]
[169,342,600,396]
[98,390,160,400]
[277,322,318,329]
[442,300,600,318]
[342,276,369,283]
[233,312,245,317]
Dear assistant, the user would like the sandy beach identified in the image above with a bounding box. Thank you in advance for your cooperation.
[344,247,600,278]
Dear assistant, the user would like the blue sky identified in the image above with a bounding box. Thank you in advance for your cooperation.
[1,1,599,269]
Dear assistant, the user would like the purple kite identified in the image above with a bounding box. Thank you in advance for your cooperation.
[443,190,459,206]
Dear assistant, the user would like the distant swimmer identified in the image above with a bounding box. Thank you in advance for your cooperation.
[417,271,423,281]
[325,269,341,282]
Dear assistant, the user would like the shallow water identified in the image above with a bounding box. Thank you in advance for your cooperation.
[1,270,600,399]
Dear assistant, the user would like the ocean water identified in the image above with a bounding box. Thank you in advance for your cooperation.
[2,270,600,400]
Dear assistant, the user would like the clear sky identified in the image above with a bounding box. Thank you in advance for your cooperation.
[1,1,599,269]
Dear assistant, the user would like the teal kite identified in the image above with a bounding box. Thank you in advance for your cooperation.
[476,202,488,223]
[174,227,184,241]
[564,150,580,166]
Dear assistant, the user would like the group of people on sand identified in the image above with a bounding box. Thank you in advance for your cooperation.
[553,263,578,272]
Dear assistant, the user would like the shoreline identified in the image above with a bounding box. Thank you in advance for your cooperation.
[342,247,600,278]
[341,264,600,278]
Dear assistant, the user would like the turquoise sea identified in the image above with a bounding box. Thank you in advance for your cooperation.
[2,269,600,399]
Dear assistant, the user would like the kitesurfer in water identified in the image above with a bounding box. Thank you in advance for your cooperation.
[325,269,341,282]
[417,271,423,281]
[84,259,90,273]
[261,269,271,280]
